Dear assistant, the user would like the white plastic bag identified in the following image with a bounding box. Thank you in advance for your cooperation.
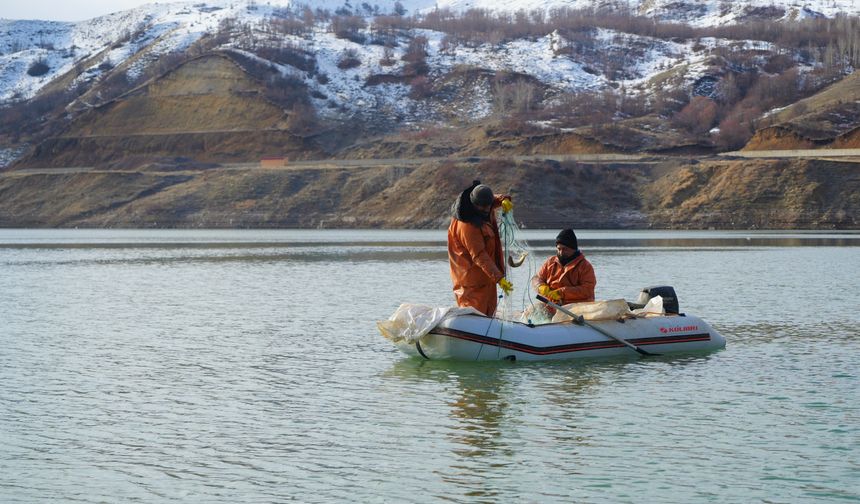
[631,295,664,317]
[377,303,482,343]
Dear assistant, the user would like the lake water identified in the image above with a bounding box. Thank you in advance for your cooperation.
[1,229,858,503]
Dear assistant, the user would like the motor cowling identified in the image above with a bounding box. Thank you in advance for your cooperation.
[636,286,679,314]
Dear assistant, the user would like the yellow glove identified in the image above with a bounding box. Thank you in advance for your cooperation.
[538,284,562,302]
[501,198,513,214]
[498,277,513,296]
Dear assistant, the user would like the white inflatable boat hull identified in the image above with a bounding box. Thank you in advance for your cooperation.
[395,314,726,361]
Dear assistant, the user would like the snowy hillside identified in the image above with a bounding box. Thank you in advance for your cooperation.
[0,0,857,166]
[1,0,858,105]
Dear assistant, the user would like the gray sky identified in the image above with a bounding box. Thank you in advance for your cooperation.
[0,0,158,22]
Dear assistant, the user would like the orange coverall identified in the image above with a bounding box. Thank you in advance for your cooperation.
[532,253,596,305]
[447,202,504,316]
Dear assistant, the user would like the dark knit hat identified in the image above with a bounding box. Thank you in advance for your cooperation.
[556,228,578,250]
[469,184,494,207]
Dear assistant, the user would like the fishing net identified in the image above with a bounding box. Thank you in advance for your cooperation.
[494,209,554,324]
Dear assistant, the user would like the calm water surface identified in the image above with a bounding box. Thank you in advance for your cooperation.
[1,229,858,503]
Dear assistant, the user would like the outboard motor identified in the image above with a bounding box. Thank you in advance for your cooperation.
[636,286,679,314]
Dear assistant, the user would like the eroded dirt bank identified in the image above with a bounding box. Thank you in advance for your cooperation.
[0,157,857,229]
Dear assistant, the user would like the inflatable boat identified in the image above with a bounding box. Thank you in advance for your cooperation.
[395,311,725,361]
[382,286,726,362]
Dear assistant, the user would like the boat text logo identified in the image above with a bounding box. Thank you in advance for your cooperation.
[660,325,699,334]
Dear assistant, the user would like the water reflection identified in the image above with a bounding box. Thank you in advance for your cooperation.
[385,359,624,499]
[384,360,517,499]
[386,360,514,454]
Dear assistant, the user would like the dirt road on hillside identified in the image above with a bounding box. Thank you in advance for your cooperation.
[5,149,860,177]
[3,153,650,176]
[722,148,860,158]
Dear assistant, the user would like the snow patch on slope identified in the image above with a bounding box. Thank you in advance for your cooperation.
[1,0,857,113]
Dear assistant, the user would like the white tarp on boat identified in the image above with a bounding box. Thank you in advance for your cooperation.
[377,303,483,343]
[551,296,665,323]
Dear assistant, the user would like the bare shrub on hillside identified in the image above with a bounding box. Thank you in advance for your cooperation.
[763,53,795,74]
[673,96,718,135]
[748,68,800,108]
[337,49,362,69]
[314,8,332,22]
[27,59,50,77]
[379,46,396,66]
[715,73,743,106]
[331,15,367,44]
[715,116,753,150]
[493,79,539,117]
[617,91,648,118]
[301,7,316,28]
[371,15,411,41]
[255,43,317,73]
[408,75,432,99]
[438,36,454,54]
[266,15,310,37]
[368,32,398,47]
[402,36,429,76]
[651,88,689,117]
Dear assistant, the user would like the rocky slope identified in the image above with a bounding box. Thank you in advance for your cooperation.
[1,157,856,229]
[22,53,326,168]
[1,1,859,229]
[745,71,860,150]
[642,158,860,228]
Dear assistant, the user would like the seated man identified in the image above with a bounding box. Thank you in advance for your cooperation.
[531,228,596,307]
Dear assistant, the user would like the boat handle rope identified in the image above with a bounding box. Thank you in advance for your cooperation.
[415,339,430,360]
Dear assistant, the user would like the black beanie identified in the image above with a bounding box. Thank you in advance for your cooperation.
[556,228,578,250]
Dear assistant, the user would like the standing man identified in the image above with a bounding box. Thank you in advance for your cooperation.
[532,228,596,306]
[447,180,514,316]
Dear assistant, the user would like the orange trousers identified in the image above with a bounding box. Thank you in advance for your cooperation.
[454,283,498,317]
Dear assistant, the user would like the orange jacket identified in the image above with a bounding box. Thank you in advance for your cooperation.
[447,198,505,316]
[532,252,596,304]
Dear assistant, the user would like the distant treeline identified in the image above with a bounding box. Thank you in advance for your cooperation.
[252,5,860,70]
